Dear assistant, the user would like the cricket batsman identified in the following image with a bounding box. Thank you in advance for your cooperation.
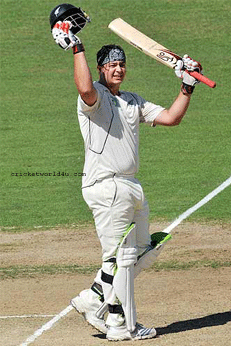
[50,4,202,341]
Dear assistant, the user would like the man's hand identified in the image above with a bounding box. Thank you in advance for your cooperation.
[175,55,203,95]
[52,21,82,50]
[175,55,203,86]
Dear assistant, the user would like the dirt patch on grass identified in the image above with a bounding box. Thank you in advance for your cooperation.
[0,221,231,346]
[0,221,230,268]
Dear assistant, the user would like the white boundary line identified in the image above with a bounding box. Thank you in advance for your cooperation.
[16,175,231,346]
[163,175,231,234]
[19,305,73,346]
[0,314,55,319]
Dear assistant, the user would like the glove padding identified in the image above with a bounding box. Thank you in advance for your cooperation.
[175,55,203,86]
[52,21,81,50]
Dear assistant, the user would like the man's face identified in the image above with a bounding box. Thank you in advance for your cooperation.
[98,61,126,88]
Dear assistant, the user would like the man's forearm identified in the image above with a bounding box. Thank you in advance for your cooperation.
[73,51,97,106]
[154,91,191,126]
[166,91,191,125]
[73,52,93,94]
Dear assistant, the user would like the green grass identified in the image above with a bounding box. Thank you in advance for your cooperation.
[0,264,101,280]
[151,260,231,271]
[1,260,230,280]
[1,0,231,229]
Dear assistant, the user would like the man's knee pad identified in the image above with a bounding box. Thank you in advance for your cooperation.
[100,223,137,331]
[134,231,172,277]
[113,223,137,332]
[101,261,117,306]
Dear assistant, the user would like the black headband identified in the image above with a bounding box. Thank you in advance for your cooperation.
[97,45,126,66]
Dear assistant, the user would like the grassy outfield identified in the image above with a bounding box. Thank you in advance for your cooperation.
[2,259,231,280]
[1,0,230,230]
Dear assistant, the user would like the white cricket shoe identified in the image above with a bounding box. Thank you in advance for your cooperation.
[71,289,108,334]
[106,322,157,341]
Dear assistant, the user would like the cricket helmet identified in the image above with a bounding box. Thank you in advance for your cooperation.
[49,3,90,34]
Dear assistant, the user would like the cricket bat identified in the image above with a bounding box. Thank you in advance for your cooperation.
[108,18,216,88]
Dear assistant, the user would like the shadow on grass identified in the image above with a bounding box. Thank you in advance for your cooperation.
[156,311,231,335]
[92,311,231,339]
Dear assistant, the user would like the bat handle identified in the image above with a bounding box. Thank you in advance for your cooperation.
[188,71,216,88]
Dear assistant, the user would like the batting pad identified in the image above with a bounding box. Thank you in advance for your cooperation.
[134,232,172,277]
[113,223,137,332]
[150,232,172,248]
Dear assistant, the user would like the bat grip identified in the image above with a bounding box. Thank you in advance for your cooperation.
[188,71,216,88]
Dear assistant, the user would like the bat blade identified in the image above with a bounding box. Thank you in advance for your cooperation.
[108,18,216,88]
[108,18,180,69]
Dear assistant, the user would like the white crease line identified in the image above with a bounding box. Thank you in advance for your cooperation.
[19,305,73,346]
[18,175,231,345]
[163,175,231,234]
[0,314,56,319]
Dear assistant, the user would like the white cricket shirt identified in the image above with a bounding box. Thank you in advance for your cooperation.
[78,82,164,187]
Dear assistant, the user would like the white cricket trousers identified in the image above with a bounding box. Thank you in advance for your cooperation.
[82,175,151,261]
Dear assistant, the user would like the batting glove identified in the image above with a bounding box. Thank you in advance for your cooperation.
[52,21,84,53]
[175,55,203,94]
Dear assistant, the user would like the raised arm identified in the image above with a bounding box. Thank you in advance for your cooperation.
[154,55,202,126]
[73,49,97,106]
[52,21,97,106]
[154,91,191,126]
